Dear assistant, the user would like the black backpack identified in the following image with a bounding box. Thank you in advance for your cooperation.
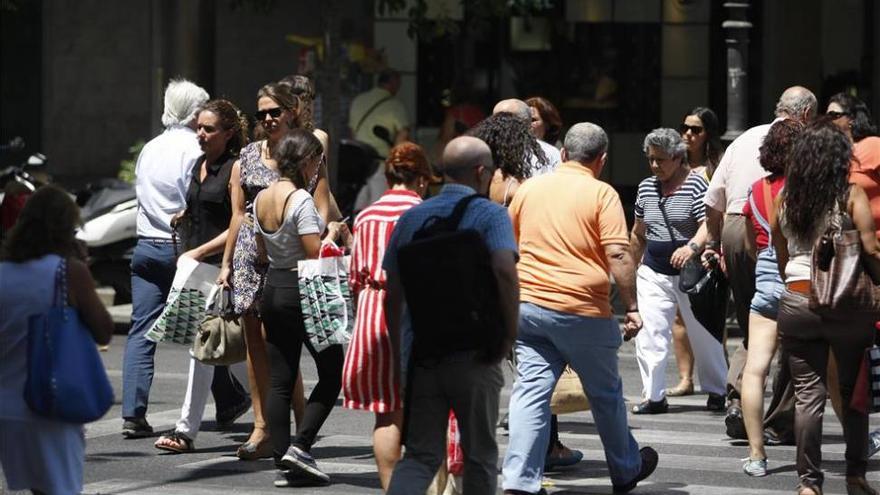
[397,194,503,360]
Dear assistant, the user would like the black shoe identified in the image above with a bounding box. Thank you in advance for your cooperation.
[216,397,251,430]
[612,446,659,493]
[632,398,668,415]
[706,393,725,412]
[725,406,747,440]
[122,417,154,439]
[499,411,509,431]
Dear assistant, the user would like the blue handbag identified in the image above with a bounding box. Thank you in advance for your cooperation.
[24,258,114,423]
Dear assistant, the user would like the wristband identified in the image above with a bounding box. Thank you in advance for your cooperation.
[688,241,701,252]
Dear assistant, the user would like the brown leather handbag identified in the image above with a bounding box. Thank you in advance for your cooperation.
[809,199,880,314]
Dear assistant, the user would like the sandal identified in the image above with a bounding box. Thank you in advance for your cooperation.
[154,431,194,454]
[237,439,273,460]
[666,379,694,397]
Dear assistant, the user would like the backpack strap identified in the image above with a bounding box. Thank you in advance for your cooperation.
[353,95,394,136]
[447,194,482,230]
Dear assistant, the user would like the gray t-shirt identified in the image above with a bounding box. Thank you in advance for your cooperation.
[254,189,323,269]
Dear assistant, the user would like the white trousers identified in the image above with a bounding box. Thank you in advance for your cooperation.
[635,265,728,401]
[175,356,249,439]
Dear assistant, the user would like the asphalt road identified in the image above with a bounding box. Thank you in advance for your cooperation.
[2,331,878,494]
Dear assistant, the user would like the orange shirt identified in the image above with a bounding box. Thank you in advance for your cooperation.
[851,136,880,238]
[509,161,630,318]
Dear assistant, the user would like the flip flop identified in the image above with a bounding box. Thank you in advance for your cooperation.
[154,431,194,454]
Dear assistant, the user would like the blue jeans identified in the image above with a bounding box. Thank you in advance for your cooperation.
[502,302,642,493]
[122,239,177,419]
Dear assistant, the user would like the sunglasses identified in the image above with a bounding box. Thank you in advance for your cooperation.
[679,124,704,135]
[255,107,283,120]
[826,111,849,119]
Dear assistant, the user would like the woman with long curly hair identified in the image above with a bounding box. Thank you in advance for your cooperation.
[771,122,880,495]
[468,111,546,206]
[738,119,804,476]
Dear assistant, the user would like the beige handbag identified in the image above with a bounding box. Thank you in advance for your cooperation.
[550,366,591,415]
[192,285,246,366]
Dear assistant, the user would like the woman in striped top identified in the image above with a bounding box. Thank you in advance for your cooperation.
[342,142,436,490]
[629,128,728,415]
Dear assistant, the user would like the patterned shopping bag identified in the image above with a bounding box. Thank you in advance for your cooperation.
[851,341,880,415]
[297,247,354,352]
[145,256,219,345]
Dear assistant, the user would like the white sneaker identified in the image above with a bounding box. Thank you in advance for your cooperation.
[742,457,768,477]
[868,430,880,458]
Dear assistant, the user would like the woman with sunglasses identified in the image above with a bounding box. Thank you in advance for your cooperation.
[680,107,723,180]
[667,107,724,399]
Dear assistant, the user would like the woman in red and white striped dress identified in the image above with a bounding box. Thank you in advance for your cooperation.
[342,142,436,490]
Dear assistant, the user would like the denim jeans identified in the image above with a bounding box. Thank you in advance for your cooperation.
[749,247,785,319]
[122,239,177,419]
[502,302,642,493]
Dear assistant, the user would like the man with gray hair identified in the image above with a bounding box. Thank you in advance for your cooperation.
[493,98,560,175]
[702,85,816,441]
[503,123,657,494]
[121,79,209,438]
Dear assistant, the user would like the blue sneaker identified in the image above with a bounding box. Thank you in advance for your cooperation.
[280,446,330,485]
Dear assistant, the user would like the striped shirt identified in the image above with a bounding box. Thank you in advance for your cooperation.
[634,172,708,275]
[342,189,422,413]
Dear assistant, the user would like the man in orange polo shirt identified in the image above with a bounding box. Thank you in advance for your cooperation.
[501,123,658,495]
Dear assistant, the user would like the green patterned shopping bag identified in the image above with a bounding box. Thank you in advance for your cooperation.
[297,253,354,352]
[145,256,220,345]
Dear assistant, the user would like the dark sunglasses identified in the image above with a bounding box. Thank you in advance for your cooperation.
[255,107,283,120]
[679,124,704,135]
[826,110,849,119]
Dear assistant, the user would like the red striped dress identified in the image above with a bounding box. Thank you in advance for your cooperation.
[342,189,422,413]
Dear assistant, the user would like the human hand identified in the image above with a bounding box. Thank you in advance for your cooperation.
[181,248,202,261]
[701,248,726,274]
[170,211,186,229]
[217,266,231,288]
[622,311,643,341]
[670,245,695,269]
[326,221,352,248]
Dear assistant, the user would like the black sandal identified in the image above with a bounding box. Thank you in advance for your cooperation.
[154,431,194,454]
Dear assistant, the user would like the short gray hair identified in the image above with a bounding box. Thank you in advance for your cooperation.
[492,99,531,122]
[563,122,608,163]
[642,128,687,160]
[161,78,209,127]
[774,86,817,120]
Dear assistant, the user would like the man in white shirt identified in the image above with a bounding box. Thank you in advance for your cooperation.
[492,99,561,176]
[121,79,209,438]
[350,69,411,211]
[702,86,816,441]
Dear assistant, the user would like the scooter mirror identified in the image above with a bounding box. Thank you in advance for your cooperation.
[27,153,46,166]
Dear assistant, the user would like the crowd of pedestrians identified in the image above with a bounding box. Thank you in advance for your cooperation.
[1,71,878,495]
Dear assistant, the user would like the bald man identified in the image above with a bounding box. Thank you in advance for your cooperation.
[493,98,561,175]
[703,85,816,442]
[383,136,519,494]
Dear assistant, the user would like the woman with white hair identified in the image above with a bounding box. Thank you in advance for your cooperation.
[122,78,210,438]
[629,128,728,415]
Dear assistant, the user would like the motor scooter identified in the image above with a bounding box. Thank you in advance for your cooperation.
[0,138,48,237]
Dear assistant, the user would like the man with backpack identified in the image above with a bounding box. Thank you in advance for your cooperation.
[502,123,658,494]
[383,136,519,494]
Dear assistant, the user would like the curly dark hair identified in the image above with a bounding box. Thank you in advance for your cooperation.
[199,99,249,157]
[280,74,316,132]
[467,112,545,181]
[272,129,323,189]
[758,119,804,176]
[782,121,853,243]
[526,96,563,144]
[1,185,81,262]
[828,92,878,142]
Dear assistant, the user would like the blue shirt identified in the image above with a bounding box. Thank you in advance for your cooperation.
[383,183,518,274]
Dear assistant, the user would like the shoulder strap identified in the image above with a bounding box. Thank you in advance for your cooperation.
[503,178,516,206]
[761,178,776,229]
[654,180,678,242]
[353,95,394,136]
[54,257,68,308]
[448,194,482,229]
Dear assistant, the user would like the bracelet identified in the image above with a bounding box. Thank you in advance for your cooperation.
[625,308,639,313]
[688,241,701,252]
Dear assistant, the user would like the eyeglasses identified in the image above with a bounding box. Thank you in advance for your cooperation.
[826,111,849,119]
[679,124,704,135]
[255,107,283,120]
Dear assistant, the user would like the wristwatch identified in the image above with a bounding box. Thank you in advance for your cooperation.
[688,241,701,252]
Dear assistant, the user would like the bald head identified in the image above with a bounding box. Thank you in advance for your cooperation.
[493,99,531,121]
[775,86,817,121]
[442,136,493,177]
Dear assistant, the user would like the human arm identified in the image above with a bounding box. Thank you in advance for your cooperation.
[629,219,647,266]
[605,243,642,339]
[670,222,707,269]
[701,206,726,272]
[770,194,789,279]
[849,184,880,281]
[485,250,519,363]
[183,230,229,261]
[68,258,113,345]
[313,129,343,223]
[218,160,244,287]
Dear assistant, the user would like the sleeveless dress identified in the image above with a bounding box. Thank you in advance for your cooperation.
[0,254,86,494]
[231,141,280,314]
[342,190,421,412]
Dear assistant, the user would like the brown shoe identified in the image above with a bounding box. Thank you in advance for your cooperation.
[665,379,694,397]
